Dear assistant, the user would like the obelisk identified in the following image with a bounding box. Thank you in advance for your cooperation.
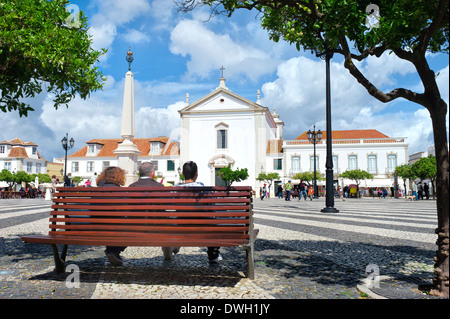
[114,47,141,185]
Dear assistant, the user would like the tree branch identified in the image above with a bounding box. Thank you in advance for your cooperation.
[338,35,428,107]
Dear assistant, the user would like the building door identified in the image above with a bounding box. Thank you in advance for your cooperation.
[215,168,227,186]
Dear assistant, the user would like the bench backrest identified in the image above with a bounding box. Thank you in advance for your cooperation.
[50,186,253,245]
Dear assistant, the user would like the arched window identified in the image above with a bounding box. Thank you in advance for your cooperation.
[215,122,229,149]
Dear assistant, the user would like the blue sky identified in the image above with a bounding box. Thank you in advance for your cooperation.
[1,0,449,162]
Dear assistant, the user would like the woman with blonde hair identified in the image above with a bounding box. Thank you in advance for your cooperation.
[96,166,126,265]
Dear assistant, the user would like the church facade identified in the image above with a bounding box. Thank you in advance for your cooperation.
[64,76,408,193]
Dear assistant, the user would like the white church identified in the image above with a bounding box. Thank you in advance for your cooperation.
[65,53,408,194]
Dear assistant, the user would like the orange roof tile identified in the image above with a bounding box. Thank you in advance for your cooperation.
[163,142,180,156]
[69,137,179,158]
[295,129,389,140]
[0,137,38,146]
[8,147,29,158]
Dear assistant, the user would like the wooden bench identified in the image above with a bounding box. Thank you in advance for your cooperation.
[21,186,257,279]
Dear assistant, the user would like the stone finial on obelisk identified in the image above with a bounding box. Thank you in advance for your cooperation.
[114,47,141,186]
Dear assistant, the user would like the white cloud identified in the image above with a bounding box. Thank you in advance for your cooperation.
[261,56,370,137]
[357,51,416,87]
[122,29,151,44]
[260,54,446,154]
[135,102,183,139]
[35,75,187,159]
[169,19,279,81]
[88,0,152,61]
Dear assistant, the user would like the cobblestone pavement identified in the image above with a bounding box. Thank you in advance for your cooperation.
[0,197,442,300]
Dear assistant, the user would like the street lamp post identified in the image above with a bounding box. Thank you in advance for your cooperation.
[307,126,322,199]
[320,51,339,213]
[61,133,74,186]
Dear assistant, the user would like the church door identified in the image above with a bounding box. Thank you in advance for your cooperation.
[215,168,227,186]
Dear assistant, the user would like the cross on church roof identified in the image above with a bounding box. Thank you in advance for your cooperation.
[220,66,225,78]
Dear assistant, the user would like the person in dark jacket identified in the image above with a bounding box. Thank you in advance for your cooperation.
[128,162,162,187]
[97,166,127,266]
[128,163,174,259]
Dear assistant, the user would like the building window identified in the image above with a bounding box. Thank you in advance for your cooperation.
[26,162,32,173]
[4,162,11,171]
[32,147,37,155]
[368,155,377,173]
[102,161,110,170]
[387,154,397,173]
[88,145,95,153]
[332,155,338,172]
[292,156,300,173]
[274,158,282,170]
[217,129,227,149]
[87,161,94,172]
[310,155,319,172]
[150,142,161,154]
[1,146,5,153]
[72,162,79,172]
[167,160,175,171]
[151,160,158,171]
[36,163,41,173]
[348,155,358,170]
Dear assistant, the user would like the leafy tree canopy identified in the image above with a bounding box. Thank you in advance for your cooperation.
[339,169,373,185]
[412,155,437,181]
[217,165,249,186]
[0,0,106,116]
[292,171,324,184]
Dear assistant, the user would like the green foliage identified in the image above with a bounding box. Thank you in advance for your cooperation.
[339,169,373,186]
[292,171,324,185]
[0,0,106,116]
[217,165,249,186]
[13,170,32,184]
[30,173,52,183]
[395,164,415,181]
[0,169,51,188]
[196,0,449,56]
[0,169,14,187]
[256,172,279,190]
[256,172,279,182]
[411,155,437,181]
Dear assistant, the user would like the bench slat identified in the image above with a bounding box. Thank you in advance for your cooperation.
[49,217,248,225]
[52,198,250,204]
[22,235,248,247]
[46,231,249,239]
[50,211,249,217]
[49,224,249,232]
[51,204,249,211]
[55,191,251,198]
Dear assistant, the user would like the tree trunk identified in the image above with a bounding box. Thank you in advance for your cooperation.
[428,99,449,298]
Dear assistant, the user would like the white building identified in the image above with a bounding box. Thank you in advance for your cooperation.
[64,76,408,192]
[178,78,280,189]
[283,130,409,190]
[0,137,47,174]
[67,137,180,185]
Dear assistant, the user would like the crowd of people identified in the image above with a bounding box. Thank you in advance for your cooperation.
[258,180,433,201]
[259,180,317,201]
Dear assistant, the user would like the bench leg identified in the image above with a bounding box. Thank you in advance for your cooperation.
[245,245,255,280]
[51,244,67,273]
